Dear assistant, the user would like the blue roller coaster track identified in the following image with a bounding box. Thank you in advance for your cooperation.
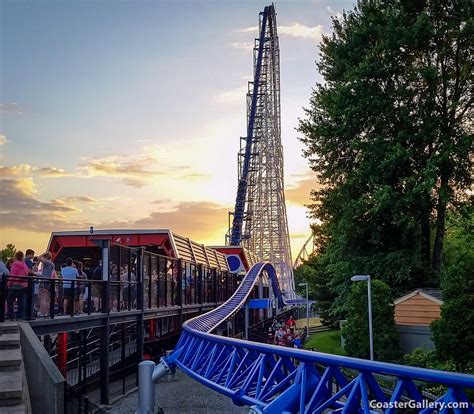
[149,4,474,412]
[229,6,269,247]
[155,262,474,413]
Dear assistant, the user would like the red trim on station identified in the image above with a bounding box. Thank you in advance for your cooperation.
[48,233,173,261]
[149,319,155,341]
[213,247,251,271]
[57,332,68,378]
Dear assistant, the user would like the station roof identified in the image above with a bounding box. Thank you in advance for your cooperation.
[48,229,230,272]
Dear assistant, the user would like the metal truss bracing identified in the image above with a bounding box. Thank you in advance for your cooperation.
[229,4,294,295]
[163,262,474,413]
[293,233,317,269]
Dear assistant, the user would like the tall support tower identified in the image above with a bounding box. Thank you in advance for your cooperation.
[228,4,294,294]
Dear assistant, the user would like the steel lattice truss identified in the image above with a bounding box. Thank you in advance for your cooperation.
[293,233,317,269]
[164,262,474,413]
[229,4,294,294]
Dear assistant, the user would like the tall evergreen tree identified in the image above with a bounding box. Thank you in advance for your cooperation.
[298,0,473,317]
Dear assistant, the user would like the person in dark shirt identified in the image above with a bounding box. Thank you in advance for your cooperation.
[91,260,103,311]
[24,249,35,270]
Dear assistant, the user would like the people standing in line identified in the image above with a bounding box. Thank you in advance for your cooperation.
[91,260,103,312]
[61,257,78,314]
[24,249,35,271]
[0,259,9,276]
[286,315,296,334]
[37,252,54,316]
[274,327,285,346]
[32,257,41,316]
[292,334,302,349]
[24,250,36,313]
[110,263,119,311]
[6,251,30,319]
[75,261,86,314]
[6,258,14,272]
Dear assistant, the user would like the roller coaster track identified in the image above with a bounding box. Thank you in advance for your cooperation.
[158,263,474,413]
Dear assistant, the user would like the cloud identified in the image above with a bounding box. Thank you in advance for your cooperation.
[56,196,98,204]
[0,135,7,146]
[238,23,324,41]
[0,164,68,177]
[215,85,248,104]
[179,172,211,180]
[79,153,171,186]
[0,103,23,114]
[326,6,343,19]
[0,178,91,232]
[286,176,322,205]
[231,42,254,50]
[279,23,324,40]
[102,201,230,241]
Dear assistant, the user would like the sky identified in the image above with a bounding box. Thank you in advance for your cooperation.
[0,0,354,260]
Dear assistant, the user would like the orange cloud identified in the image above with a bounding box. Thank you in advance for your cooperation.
[285,177,322,205]
[102,201,230,242]
[0,164,68,177]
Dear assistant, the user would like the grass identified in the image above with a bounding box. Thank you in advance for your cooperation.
[303,330,346,356]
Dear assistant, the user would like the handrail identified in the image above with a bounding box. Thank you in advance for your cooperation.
[157,262,474,413]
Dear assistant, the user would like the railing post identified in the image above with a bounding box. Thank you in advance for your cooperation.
[99,239,111,406]
[49,279,56,319]
[136,247,145,379]
[136,360,155,414]
[177,259,183,324]
[0,274,6,322]
[26,277,35,320]
[102,241,110,313]
[70,280,76,317]
[87,280,92,315]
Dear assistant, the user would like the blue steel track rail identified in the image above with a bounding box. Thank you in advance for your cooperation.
[230,5,271,246]
[159,262,474,413]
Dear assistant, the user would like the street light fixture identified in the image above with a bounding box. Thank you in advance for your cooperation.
[350,274,374,360]
[298,282,310,338]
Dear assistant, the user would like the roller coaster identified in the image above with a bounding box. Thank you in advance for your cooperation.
[148,4,474,413]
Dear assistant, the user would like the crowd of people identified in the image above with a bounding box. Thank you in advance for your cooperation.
[0,248,137,320]
[267,315,306,349]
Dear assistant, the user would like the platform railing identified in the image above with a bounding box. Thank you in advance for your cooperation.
[0,274,140,321]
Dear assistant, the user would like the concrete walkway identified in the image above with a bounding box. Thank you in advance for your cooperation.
[295,316,322,329]
[111,370,248,413]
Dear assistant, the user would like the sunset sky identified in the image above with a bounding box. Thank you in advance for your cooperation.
[0,0,352,260]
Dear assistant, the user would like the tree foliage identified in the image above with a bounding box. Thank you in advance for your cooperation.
[341,279,400,361]
[431,208,474,370]
[298,0,473,318]
[295,253,337,326]
[1,244,16,263]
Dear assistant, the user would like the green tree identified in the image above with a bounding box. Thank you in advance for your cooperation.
[295,252,337,326]
[1,244,16,263]
[431,208,474,370]
[298,1,473,316]
[341,279,400,361]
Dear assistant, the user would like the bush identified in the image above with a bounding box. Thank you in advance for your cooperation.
[341,279,400,361]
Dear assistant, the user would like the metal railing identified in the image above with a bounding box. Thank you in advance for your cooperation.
[157,262,474,413]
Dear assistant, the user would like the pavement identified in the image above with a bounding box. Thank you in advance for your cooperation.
[110,370,248,413]
[295,316,322,329]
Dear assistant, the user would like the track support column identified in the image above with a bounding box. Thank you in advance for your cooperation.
[244,303,249,340]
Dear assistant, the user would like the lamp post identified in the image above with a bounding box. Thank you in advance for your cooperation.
[298,282,310,338]
[350,274,374,360]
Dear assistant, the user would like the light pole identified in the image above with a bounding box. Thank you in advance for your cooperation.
[351,274,374,360]
[298,282,310,338]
